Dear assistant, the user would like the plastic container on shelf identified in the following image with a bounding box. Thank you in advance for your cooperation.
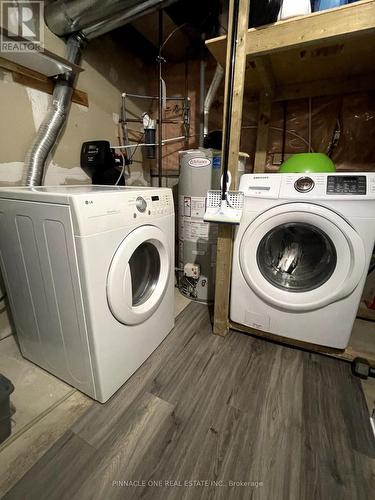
[312,0,348,12]
[278,0,311,20]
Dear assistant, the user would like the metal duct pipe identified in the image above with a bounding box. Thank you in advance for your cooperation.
[203,64,224,140]
[45,0,177,40]
[22,33,84,186]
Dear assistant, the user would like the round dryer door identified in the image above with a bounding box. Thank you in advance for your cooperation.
[107,225,170,325]
[239,203,366,312]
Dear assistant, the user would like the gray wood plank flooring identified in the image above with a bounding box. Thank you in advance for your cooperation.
[4,302,375,500]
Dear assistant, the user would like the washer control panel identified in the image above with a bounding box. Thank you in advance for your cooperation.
[327,175,367,195]
[294,177,315,193]
[238,173,375,201]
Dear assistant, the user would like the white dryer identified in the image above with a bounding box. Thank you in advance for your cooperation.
[231,173,375,348]
[0,185,174,402]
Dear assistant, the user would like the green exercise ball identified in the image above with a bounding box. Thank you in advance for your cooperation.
[279,153,336,173]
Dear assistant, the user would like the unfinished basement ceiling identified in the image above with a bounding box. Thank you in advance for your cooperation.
[44,0,179,38]
[108,0,224,64]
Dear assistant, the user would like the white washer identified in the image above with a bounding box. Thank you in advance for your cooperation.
[231,173,375,348]
[0,185,175,402]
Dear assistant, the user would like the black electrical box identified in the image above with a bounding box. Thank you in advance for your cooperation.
[80,140,114,171]
[80,140,125,185]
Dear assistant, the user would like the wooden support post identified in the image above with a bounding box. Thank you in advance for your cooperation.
[213,0,250,337]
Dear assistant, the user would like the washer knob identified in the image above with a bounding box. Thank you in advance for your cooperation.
[294,177,315,193]
[136,196,147,212]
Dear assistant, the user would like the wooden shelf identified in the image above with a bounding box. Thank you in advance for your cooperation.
[0,28,88,107]
[0,30,83,78]
[0,56,88,107]
[206,0,375,99]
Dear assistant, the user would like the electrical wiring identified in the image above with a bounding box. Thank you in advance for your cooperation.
[114,134,146,186]
[115,151,126,186]
[111,134,198,152]
[110,143,153,150]
[273,126,314,151]
[241,125,313,151]
[129,134,145,161]
[159,23,188,56]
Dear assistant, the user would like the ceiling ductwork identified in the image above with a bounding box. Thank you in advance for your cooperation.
[45,0,178,40]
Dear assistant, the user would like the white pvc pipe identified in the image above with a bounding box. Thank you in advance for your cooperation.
[203,64,224,139]
[112,135,186,149]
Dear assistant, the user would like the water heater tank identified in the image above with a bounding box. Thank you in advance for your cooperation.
[178,149,221,303]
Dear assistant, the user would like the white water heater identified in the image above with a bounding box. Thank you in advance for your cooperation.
[178,149,248,303]
[178,149,220,302]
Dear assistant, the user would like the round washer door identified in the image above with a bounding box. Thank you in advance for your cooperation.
[239,203,366,312]
[107,225,170,325]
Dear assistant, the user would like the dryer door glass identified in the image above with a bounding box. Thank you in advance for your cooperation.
[129,242,161,306]
[256,222,337,292]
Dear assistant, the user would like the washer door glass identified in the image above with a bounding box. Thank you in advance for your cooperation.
[129,242,161,306]
[107,225,170,325]
[239,203,366,312]
[257,222,337,292]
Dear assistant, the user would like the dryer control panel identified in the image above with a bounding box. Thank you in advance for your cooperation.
[71,188,174,236]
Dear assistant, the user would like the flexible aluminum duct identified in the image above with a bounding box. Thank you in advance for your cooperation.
[45,0,177,40]
[203,64,224,139]
[22,34,84,186]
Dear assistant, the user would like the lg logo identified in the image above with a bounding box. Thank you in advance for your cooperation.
[1,1,44,52]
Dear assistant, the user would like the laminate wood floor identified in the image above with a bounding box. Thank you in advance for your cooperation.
[4,303,375,500]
